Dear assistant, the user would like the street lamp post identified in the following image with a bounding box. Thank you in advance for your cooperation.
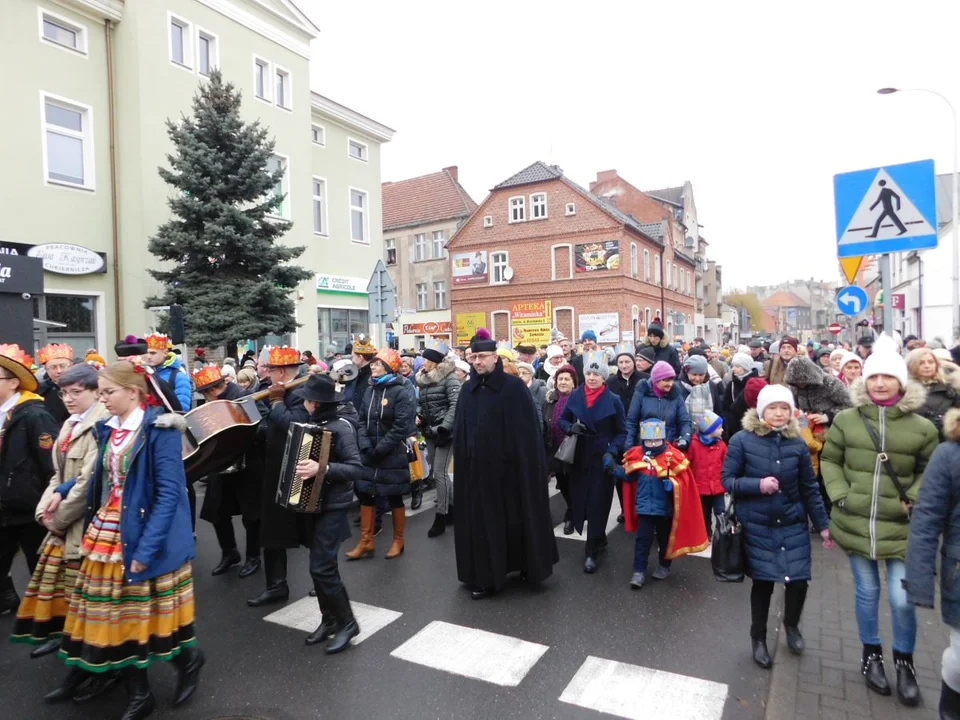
[878,87,959,342]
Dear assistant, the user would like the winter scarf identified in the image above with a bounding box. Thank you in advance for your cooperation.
[551,392,572,450]
[584,384,604,409]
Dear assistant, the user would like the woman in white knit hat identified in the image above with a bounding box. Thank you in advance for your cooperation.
[536,344,566,383]
[821,339,939,706]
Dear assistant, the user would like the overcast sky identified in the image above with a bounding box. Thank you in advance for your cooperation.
[305,0,959,292]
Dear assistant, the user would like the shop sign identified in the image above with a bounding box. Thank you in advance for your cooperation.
[510,300,552,346]
[575,240,620,273]
[0,254,44,294]
[621,331,635,343]
[452,251,488,285]
[455,312,486,345]
[578,312,620,344]
[403,321,453,335]
[1,240,107,275]
[316,274,367,294]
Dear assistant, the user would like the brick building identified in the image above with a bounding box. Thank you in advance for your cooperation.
[447,161,699,346]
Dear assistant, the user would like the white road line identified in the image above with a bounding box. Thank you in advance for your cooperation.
[554,496,621,542]
[263,596,402,645]
[390,620,549,687]
[548,477,559,498]
[560,656,728,720]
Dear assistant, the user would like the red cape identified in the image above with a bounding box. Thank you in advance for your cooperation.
[621,443,709,559]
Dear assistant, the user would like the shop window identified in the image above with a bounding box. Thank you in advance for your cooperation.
[33,294,97,359]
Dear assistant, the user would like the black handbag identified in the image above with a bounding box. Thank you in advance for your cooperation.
[711,491,745,583]
[554,434,578,465]
[859,410,912,519]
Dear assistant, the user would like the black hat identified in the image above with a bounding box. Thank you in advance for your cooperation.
[647,323,664,339]
[344,343,353,355]
[515,344,536,355]
[470,328,497,353]
[636,346,657,366]
[858,336,874,347]
[749,339,764,349]
[115,335,148,357]
[686,346,707,358]
[301,374,344,404]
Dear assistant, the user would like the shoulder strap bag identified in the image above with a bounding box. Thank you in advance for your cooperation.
[858,409,912,519]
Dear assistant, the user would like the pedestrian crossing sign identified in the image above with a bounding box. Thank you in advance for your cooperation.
[834,159,938,258]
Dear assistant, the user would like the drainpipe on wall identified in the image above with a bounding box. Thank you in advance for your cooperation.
[105,19,121,339]
[659,250,665,320]
[916,255,924,338]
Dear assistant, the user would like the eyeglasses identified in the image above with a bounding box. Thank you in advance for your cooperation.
[58,389,91,399]
[472,352,496,361]
[0,374,14,381]
[97,388,124,399]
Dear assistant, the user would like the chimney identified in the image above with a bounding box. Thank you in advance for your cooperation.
[443,166,458,182]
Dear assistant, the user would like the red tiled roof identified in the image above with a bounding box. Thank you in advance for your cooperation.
[382,167,478,230]
[761,290,809,309]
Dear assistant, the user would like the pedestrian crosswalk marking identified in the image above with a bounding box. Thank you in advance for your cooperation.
[390,620,549,687]
[404,488,438,517]
[263,597,402,645]
[554,496,621,542]
[559,656,728,720]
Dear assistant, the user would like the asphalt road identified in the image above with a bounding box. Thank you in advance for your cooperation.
[1,487,771,719]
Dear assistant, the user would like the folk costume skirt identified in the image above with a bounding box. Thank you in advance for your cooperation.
[9,536,80,644]
[58,492,197,673]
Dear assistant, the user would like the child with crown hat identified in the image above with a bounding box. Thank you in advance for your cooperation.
[36,343,75,429]
[687,411,728,539]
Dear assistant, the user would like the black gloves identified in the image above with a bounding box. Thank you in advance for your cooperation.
[569,421,587,436]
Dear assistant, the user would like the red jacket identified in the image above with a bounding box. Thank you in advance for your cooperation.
[688,433,727,496]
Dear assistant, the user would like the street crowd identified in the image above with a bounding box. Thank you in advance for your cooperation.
[3,323,960,719]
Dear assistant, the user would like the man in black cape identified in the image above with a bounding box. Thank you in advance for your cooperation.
[452,328,558,599]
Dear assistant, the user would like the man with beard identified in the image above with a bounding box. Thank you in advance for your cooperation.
[763,336,799,387]
[452,329,558,599]
[35,343,73,429]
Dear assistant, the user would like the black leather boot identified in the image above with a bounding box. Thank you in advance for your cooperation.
[43,667,88,704]
[410,484,423,510]
[305,591,337,646]
[0,575,20,615]
[246,550,288,607]
[211,549,241,576]
[862,645,892,696]
[324,587,359,655]
[427,513,446,538]
[894,651,921,707]
[785,626,805,655]
[171,646,205,706]
[752,637,772,669]
[30,637,62,659]
[238,556,261,579]
[119,667,154,720]
[72,669,121,703]
[941,680,960,720]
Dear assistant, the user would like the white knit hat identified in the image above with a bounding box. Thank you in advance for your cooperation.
[454,359,470,374]
[545,344,563,361]
[732,352,755,372]
[757,384,795,419]
[862,349,908,387]
[839,350,862,370]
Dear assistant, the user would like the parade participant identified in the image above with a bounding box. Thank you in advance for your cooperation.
[857,336,874,360]
[416,340,460,539]
[517,361,547,434]
[559,336,576,363]
[454,359,470,383]
[785,353,852,435]
[537,344,565,382]
[345,334,377,411]
[625,361,692,451]
[722,353,761,440]
[236,367,257,392]
[622,420,708,589]
[838,352,863,386]
[346,348,415,560]
[452,329,558,599]
[143,333,192,411]
[687,411,727,538]
[84,350,106,367]
[399,353,416,379]
[247,346,310,608]
[637,323,681,374]
[906,347,960,440]
[36,343,73,428]
[749,339,770,364]
[10,364,109,661]
[516,343,537,365]
[815,347,834,372]
[607,342,642,414]
[543,365,578,535]
[708,346,728,377]
[557,351,626,573]
[51,361,202,717]
[722,384,833,669]
[678,354,723,422]
[193,348,206,374]
[0,344,58,614]
[821,342,938,704]
[194,365,261,579]
[295,374,364,654]
[763,336,798,386]
[634,345,656,378]
[904,408,960,718]
[830,348,847,375]
[571,330,599,383]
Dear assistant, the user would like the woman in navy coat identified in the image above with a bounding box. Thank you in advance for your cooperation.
[625,361,692,450]
[722,384,832,670]
[558,351,626,573]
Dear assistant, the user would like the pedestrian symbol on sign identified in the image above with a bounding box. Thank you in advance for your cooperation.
[866,180,907,238]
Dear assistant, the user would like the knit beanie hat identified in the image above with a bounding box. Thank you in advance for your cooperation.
[647,323,665,339]
[757,384,795,419]
[454,359,470,374]
[516,361,535,377]
[545,344,564,361]
[697,411,723,436]
[780,336,800,351]
[738,344,752,354]
[684,355,709,375]
[636,345,657,366]
[862,349,908,387]
[555,364,579,387]
[732,352,755,373]
[744,377,768,409]
[581,329,598,343]
[650,361,676,385]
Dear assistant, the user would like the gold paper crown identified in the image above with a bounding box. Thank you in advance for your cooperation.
[145,332,171,351]
[352,334,377,355]
[192,363,223,389]
[37,343,74,365]
[615,341,634,357]
[0,343,35,368]
[267,345,302,367]
[640,420,665,440]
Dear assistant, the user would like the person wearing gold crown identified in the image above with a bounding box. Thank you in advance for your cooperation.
[344,334,378,412]
[143,332,193,412]
[247,346,310,608]
[193,364,262,580]
[36,343,75,429]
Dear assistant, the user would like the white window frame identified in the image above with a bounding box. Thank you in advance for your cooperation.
[654,255,661,285]
[311,176,327,236]
[416,283,428,311]
[349,186,369,244]
[253,56,271,104]
[167,12,193,72]
[550,243,574,280]
[508,196,526,223]
[196,27,218,77]
[530,192,547,220]
[266,153,289,219]
[40,91,96,192]
[432,230,445,259]
[274,64,292,110]
[347,137,368,162]
[414,233,427,262]
[491,310,510,341]
[491,251,509,285]
[565,202,576,216]
[483,215,493,228]
[434,281,447,310]
[645,308,652,326]
[311,124,326,146]
[665,259,671,288]
[552,306,575,335]
[385,238,397,266]
[630,243,638,278]
[674,265,679,289]
[643,248,651,281]
[687,271,692,294]
[38,8,88,56]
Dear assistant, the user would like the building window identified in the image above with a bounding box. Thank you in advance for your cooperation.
[645,308,651,326]
[643,249,651,281]
[348,139,367,161]
[630,243,638,278]
[350,188,368,243]
[416,283,428,311]
[491,251,509,284]
[674,265,679,289]
[197,28,217,76]
[531,192,547,219]
[275,66,291,109]
[483,215,493,228]
[317,308,369,357]
[491,311,509,341]
[266,154,288,218]
[311,124,325,145]
[565,202,576,216]
[385,238,396,265]
[654,255,661,285]
[509,196,525,223]
[32,294,98,357]
[687,271,692,294]
[665,260,671,288]
[41,94,94,190]
[254,57,270,101]
[168,14,192,69]
[39,9,87,54]
[414,233,427,261]
[432,230,445,258]
[434,281,447,309]
[312,177,327,235]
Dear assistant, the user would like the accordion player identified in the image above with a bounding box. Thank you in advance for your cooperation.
[276,422,333,513]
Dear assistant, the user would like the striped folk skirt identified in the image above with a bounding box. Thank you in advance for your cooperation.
[9,537,80,645]
[58,494,197,673]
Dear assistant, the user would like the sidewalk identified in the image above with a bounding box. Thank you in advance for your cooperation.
[766,541,950,720]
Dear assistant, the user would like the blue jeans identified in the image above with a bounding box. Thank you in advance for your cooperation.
[849,555,917,653]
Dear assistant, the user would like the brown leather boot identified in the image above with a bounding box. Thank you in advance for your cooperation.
[345,505,376,561]
[386,507,406,559]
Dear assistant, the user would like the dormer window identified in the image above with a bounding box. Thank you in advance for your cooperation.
[509,196,526,223]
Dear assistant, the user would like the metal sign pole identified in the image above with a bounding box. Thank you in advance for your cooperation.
[879,253,893,335]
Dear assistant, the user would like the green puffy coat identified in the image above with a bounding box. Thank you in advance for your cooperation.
[821,379,939,560]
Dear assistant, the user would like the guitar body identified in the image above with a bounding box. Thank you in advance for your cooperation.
[181,397,263,480]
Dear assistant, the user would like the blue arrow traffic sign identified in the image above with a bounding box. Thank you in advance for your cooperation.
[836,285,868,316]
[834,159,938,258]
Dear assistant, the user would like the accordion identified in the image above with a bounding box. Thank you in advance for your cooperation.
[276,422,333,513]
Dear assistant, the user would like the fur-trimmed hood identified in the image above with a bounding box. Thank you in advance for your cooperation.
[639,335,671,350]
[784,356,827,387]
[741,408,801,438]
[153,412,188,433]
[945,408,960,441]
[848,378,927,413]
[415,358,456,387]
[941,360,960,391]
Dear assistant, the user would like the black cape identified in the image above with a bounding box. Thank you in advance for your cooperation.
[259,388,310,549]
[452,359,558,590]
